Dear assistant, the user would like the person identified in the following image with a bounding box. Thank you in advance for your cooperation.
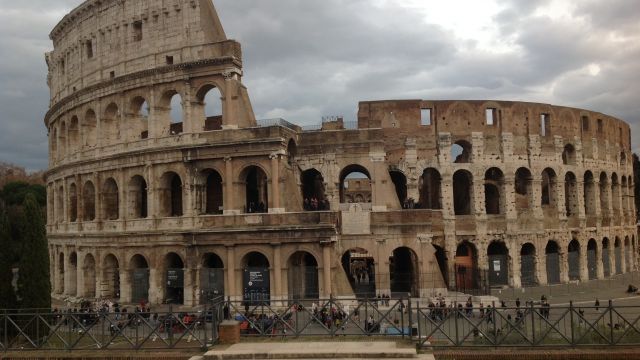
[595,298,600,312]
[515,298,521,308]
[627,284,638,294]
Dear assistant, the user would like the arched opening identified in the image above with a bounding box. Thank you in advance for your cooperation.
[520,243,537,286]
[51,127,58,157]
[203,170,223,214]
[587,239,598,280]
[102,178,119,220]
[102,103,120,145]
[545,241,561,284]
[159,172,183,217]
[614,237,622,274]
[611,174,621,217]
[130,96,149,139]
[515,167,533,212]
[83,254,96,298]
[58,122,67,157]
[164,252,184,304]
[599,173,610,220]
[568,239,581,281]
[621,176,629,217]
[68,252,77,296]
[620,152,627,166]
[455,242,478,291]
[242,166,268,213]
[287,139,297,166]
[301,169,327,211]
[625,236,631,272]
[339,165,371,204]
[130,254,149,304]
[562,144,576,165]
[389,247,420,297]
[341,248,375,298]
[69,183,78,222]
[169,93,184,135]
[68,116,79,152]
[564,172,579,217]
[602,238,611,277]
[433,245,448,286]
[196,85,223,131]
[419,168,442,209]
[584,171,596,216]
[484,168,504,215]
[242,252,270,304]
[287,251,319,300]
[56,186,64,223]
[451,140,472,163]
[83,181,96,221]
[57,252,65,294]
[487,242,509,286]
[453,170,473,215]
[102,254,120,299]
[201,253,225,304]
[83,109,97,148]
[541,168,557,206]
[389,170,408,207]
[128,176,148,219]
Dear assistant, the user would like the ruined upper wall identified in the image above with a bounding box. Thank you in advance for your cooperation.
[46,0,232,105]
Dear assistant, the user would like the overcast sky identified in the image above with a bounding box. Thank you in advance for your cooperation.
[0,0,638,171]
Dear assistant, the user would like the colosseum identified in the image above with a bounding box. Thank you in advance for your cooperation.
[45,0,637,307]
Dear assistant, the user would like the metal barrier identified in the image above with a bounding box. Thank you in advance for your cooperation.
[0,305,222,352]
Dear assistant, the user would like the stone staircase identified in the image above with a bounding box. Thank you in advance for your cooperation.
[193,342,434,360]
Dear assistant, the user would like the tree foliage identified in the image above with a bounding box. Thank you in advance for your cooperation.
[0,200,17,309]
[1,182,46,207]
[16,193,51,310]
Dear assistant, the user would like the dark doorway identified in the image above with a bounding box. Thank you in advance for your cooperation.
[130,255,149,304]
[488,242,509,286]
[205,170,224,214]
[602,238,611,277]
[615,238,622,274]
[433,245,448,286]
[288,252,319,300]
[389,170,408,207]
[243,252,270,304]
[244,167,268,213]
[453,170,473,215]
[341,248,375,298]
[164,253,184,305]
[201,253,224,304]
[520,243,536,286]
[545,241,560,284]
[389,247,419,297]
[301,169,327,211]
[455,242,478,291]
[568,240,580,281]
[587,239,597,280]
[419,168,442,209]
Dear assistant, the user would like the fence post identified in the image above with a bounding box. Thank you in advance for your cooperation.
[401,298,405,340]
[3,309,7,352]
[408,297,413,340]
[454,301,459,346]
[416,300,421,345]
[530,301,536,345]
[609,300,614,345]
[492,301,497,347]
[330,294,335,337]
[569,301,575,347]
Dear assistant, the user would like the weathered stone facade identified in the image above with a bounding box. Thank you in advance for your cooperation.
[45,0,637,306]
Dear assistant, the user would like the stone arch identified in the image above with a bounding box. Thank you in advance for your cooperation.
[128,175,148,219]
[455,241,478,291]
[620,151,627,166]
[83,253,96,298]
[57,251,65,294]
[484,167,504,215]
[158,90,185,136]
[614,237,622,274]
[562,144,576,165]
[339,164,372,204]
[129,96,149,139]
[389,170,408,206]
[56,185,64,223]
[341,247,376,298]
[624,236,631,273]
[602,237,611,277]
[195,83,224,131]
[200,169,224,215]
[611,173,621,216]
[82,109,97,148]
[164,252,185,304]
[545,240,561,284]
[520,243,537,286]
[102,102,120,145]
[564,172,579,217]
[287,251,319,299]
[58,121,67,158]
[451,140,472,163]
[101,178,119,220]
[83,181,96,221]
[287,139,297,166]
[201,252,225,303]
[102,254,120,299]
[301,168,327,210]
[240,165,269,213]
[389,247,420,297]
[487,241,509,286]
[541,168,557,207]
[241,251,271,303]
[599,172,610,220]
[621,176,629,217]
[515,167,533,212]
[68,116,80,152]
[568,239,581,281]
[419,168,442,209]
[159,171,183,217]
[130,254,150,304]
[587,239,598,280]
[68,183,78,222]
[584,171,596,216]
[453,170,473,215]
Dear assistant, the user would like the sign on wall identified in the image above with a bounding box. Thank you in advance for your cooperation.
[243,267,270,304]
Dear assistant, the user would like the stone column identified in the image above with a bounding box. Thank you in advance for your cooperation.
[593,179,602,227]
[269,153,283,213]
[226,246,237,300]
[536,248,548,285]
[120,268,132,303]
[596,244,604,280]
[273,244,282,300]
[576,180,586,221]
[149,267,163,306]
[511,246,522,288]
[531,178,544,219]
[559,247,569,283]
[224,157,236,214]
[184,267,196,307]
[146,165,156,219]
[472,170,485,217]
[580,244,589,281]
[620,240,627,274]
[77,251,85,298]
[322,244,332,297]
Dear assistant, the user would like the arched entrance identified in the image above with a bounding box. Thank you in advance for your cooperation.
[301,169,327,211]
[389,247,419,297]
[419,168,442,209]
[128,176,148,219]
[453,170,473,215]
[242,166,268,213]
[625,236,631,273]
[484,168,504,215]
[242,252,270,304]
[587,239,597,280]
[287,251,319,300]
[487,242,509,286]
[602,238,611,277]
[341,248,375,298]
[83,254,96,298]
[568,240,581,281]
[68,252,78,296]
[204,170,224,214]
[454,242,478,291]
[614,237,622,274]
[201,253,225,304]
[433,245,448,286]
[164,253,184,304]
[103,254,120,299]
[130,255,150,304]
[57,252,65,294]
[339,165,372,204]
[159,172,183,217]
[545,241,560,284]
[520,243,537,286]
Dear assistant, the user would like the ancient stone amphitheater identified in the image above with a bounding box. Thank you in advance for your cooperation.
[45,0,637,306]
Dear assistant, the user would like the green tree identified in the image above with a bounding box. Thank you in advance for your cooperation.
[16,193,51,310]
[0,200,17,309]
[1,182,46,207]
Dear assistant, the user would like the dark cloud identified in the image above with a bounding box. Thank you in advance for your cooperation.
[0,0,638,171]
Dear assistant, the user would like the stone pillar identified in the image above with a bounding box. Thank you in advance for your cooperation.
[576,180,586,220]
[445,241,457,289]
[580,244,589,281]
[441,173,455,219]
[593,179,602,227]
[273,244,282,299]
[77,251,85,298]
[504,176,517,221]
[556,175,567,219]
[120,268,132,303]
[149,267,162,305]
[559,248,569,283]
[184,166,195,218]
[511,246,522,288]
[224,158,237,214]
[472,170,485,217]
[146,165,156,219]
[184,267,196,307]
[226,246,237,300]
[531,178,544,219]
[322,244,332,297]
[371,153,388,211]
[269,153,283,213]
[620,240,627,274]
[182,82,194,134]
[537,248,548,285]
[596,244,604,280]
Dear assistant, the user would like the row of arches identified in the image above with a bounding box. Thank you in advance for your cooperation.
[49,85,223,161]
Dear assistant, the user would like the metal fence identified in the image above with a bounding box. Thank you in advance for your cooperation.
[0,306,221,352]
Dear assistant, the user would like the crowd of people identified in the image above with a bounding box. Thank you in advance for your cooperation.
[303,197,330,211]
